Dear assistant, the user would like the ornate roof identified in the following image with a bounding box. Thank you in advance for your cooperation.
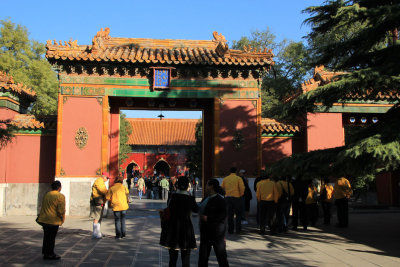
[261,118,300,135]
[46,28,273,67]
[285,66,400,102]
[0,71,36,100]
[9,114,44,129]
[127,118,198,146]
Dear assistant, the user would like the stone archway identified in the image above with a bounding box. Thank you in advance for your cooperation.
[153,159,170,177]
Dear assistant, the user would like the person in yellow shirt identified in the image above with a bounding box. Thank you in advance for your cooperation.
[37,180,65,260]
[320,178,334,225]
[106,176,130,239]
[334,177,352,227]
[276,177,295,232]
[90,172,109,238]
[256,176,278,235]
[221,167,245,234]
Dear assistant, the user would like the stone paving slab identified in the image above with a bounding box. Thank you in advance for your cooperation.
[0,198,400,266]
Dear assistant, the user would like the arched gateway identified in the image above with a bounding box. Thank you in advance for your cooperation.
[46,28,273,215]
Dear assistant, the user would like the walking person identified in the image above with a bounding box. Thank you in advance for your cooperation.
[160,175,170,201]
[106,176,130,239]
[198,179,229,267]
[90,172,109,238]
[256,175,279,235]
[320,178,334,225]
[334,176,352,227]
[221,167,245,234]
[160,176,199,267]
[276,176,295,233]
[37,180,65,260]
[137,176,145,200]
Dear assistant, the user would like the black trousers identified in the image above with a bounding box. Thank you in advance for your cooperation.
[198,235,229,267]
[42,224,59,256]
[169,249,190,267]
[322,201,332,224]
[306,203,318,227]
[259,200,276,232]
[226,197,242,233]
[335,198,349,226]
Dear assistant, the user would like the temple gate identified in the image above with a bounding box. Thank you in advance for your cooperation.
[46,28,273,215]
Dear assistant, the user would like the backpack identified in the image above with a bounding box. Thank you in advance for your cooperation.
[279,181,291,203]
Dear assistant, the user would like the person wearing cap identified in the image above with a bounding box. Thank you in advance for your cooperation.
[90,172,109,238]
[106,176,130,239]
[37,180,65,260]
[221,167,245,234]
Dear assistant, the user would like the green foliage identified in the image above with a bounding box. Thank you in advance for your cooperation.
[119,112,133,167]
[268,0,400,183]
[232,28,311,118]
[0,120,14,149]
[0,19,58,116]
[186,120,202,178]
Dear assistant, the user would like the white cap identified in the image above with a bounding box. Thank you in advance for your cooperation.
[239,169,246,174]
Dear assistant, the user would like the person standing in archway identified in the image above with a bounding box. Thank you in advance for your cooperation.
[137,175,145,200]
[221,167,245,234]
[90,173,109,238]
[160,175,170,201]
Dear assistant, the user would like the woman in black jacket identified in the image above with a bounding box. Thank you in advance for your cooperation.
[198,179,229,267]
[160,176,198,267]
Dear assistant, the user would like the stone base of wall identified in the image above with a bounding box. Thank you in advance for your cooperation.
[0,183,50,216]
[0,177,109,216]
[56,177,109,216]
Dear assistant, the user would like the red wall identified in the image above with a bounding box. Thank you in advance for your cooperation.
[0,135,56,183]
[120,152,188,177]
[61,97,102,176]
[376,172,400,206]
[0,108,18,121]
[219,100,258,176]
[307,113,344,151]
[262,137,292,168]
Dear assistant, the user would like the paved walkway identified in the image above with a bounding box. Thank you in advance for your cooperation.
[0,196,399,267]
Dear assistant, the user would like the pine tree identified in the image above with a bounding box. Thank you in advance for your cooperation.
[0,19,58,116]
[268,1,400,185]
[119,112,133,168]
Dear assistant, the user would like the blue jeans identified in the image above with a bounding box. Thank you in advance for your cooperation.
[138,190,143,199]
[113,210,127,238]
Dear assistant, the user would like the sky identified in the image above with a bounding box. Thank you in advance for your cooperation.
[1,0,324,119]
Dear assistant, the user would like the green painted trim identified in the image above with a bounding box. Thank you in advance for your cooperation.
[0,99,25,113]
[316,105,392,114]
[14,129,56,135]
[60,86,260,99]
[59,75,258,88]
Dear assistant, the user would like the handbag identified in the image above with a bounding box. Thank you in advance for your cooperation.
[159,207,170,222]
[93,196,104,206]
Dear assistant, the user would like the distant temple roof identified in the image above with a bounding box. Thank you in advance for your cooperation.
[46,28,274,67]
[9,114,57,131]
[127,118,299,145]
[0,71,36,100]
[127,118,199,146]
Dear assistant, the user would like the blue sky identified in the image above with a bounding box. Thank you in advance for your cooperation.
[1,0,324,118]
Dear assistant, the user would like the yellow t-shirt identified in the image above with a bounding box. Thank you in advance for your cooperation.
[38,190,65,226]
[221,173,245,197]
[106,183,129,211]
[256,179,278,203]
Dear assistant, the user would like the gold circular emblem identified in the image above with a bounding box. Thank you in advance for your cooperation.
[75,127,88,149]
